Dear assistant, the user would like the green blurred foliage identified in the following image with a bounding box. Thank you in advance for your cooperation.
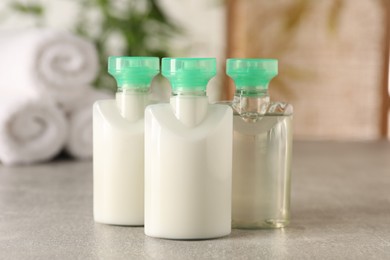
[4,0,179,91]
[10,2,44,16]
[73,0,179,91]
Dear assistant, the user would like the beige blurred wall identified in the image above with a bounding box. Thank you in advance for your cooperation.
[227,0,389,140]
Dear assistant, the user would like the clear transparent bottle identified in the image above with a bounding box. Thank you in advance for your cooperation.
[227,59,293,229]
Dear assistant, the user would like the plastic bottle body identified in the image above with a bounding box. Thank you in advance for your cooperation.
[93,90,148,225]
[226,58,293,229]
[144,96,233,239]
[232,100,293,229]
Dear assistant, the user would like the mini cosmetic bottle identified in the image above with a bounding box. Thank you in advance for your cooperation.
[227,59,293,229]
[145,58,233,239]
[93,56,159,225]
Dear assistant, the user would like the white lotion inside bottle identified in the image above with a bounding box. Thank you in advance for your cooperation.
[93,56,159,226]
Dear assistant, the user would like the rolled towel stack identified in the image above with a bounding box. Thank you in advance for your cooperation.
[0,28,111,165]
[0,96,67,165]
[0,29,98,106]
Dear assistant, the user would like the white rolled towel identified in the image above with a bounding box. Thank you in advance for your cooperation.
[0,29,99,108]
[0,96,68,165]
[65,89,113,159]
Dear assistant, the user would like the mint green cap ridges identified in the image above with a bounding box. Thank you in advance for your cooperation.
[162,58,216,92]
[108,56,159,88]
[226,59,278,90]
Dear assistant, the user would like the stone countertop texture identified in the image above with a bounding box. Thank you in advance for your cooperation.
[0,141,390,259]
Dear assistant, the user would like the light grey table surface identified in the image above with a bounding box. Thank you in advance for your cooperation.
[0,141,390,260]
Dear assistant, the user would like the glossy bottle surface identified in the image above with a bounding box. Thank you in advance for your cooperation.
[93,56,158,226]
[145,96,233,239]
[227,58,293,229]
[93,91,148,225]
[232,103,292,229]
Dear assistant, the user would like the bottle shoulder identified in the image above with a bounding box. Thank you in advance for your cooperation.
[145,103,231,134]
[216,100,292,116]
[93,99,144,131]
[265,101,293,116]
[146,102,231,114]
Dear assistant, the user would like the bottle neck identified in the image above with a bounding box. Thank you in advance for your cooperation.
[171,88,206,97]
[233,88,270,117]
[116,87,149,122]
[170,89,208,127]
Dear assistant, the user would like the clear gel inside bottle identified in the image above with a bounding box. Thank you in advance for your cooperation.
[227,59,293,229]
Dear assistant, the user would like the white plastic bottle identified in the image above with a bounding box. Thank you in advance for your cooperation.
[93,57,159,225]
[144,58,233,239]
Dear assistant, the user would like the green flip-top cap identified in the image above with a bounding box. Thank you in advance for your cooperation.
[226,59,278,91]
[162,58,216,92]
[108,56,159,88]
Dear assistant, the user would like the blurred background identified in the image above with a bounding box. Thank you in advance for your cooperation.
[0,0,389,165]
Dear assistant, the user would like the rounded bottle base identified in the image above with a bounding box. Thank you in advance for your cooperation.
[232,219,289,229]
[145,230,231,240]
[94,216,144,227]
